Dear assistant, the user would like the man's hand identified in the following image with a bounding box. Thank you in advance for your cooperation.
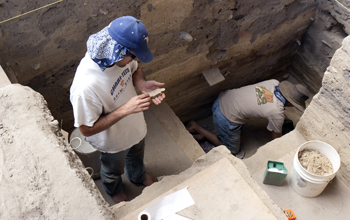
[151,91,165,105]
[139,80,165,105]
[79,94,151,137]
[132,67,165,105]
[123,94,151,114]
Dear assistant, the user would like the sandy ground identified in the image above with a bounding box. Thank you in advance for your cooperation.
[0,84,114,220]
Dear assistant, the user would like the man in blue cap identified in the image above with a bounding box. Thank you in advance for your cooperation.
[70,16,165,204]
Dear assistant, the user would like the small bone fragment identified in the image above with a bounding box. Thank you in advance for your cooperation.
[143,88,165,97]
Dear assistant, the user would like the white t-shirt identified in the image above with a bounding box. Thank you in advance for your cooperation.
[70,52,147,153]
[218,79,285,133]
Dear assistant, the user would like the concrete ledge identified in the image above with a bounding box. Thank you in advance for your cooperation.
[149,102,205,163]
[243,130,306,174]
[111,146,286,220]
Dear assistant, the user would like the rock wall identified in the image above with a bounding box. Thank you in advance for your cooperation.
[0,0,318,132]
[297,35,350,186]
[289,0,350,94]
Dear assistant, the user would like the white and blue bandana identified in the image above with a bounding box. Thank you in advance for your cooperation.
[274,86,286,105]
[87,26,131,71]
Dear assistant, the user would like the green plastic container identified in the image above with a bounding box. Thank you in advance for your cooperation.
[263,161,288,186]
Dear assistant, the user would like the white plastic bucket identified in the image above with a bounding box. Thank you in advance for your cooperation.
[289,140,341,197]
[69,128,101,179]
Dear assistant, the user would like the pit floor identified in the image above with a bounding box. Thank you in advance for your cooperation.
[97,102,350,220]
[94,76,308,207]
[94,104,303,206]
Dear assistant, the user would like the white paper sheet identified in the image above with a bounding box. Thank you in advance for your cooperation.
[138,187,195,220]
[164,214,192,220]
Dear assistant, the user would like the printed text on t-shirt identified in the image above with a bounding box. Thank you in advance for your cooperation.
[110,68,130,96]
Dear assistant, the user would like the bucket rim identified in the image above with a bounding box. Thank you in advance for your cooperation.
[296,140,340,177]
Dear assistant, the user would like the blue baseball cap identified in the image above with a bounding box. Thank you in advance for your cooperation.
[108,16,154,63]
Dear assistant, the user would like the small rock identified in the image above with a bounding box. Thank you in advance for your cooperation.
[224,71,231,76]
[179,31,193,42]
[99,8,108,15]
[322,40,333,48]
[51,120,59,126]
[32,63,40,70]
[282,74,290,79]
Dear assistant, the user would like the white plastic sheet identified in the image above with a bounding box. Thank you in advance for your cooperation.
[138,187,195,220]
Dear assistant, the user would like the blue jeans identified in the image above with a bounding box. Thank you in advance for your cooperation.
[212,98,243,155]
[100,138,146,195]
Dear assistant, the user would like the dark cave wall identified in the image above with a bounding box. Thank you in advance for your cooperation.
[289,0,350,95]
[0,0,318,132]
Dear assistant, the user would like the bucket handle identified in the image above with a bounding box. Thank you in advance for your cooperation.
[86,167,94,177]
[70,137,82,150]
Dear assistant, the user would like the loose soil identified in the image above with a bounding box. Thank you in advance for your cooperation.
[298,150,333,175]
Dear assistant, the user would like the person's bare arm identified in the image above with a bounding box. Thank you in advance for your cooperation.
[186,121,222,146]
[271,131,282,139]
[132,67,147,89]
[79,94,151,137]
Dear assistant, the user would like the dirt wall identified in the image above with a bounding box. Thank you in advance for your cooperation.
[0,84,115,220]
[289,0,350,95]
[0,0,317,132]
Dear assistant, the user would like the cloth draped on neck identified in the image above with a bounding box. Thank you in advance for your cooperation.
[86,25,131,71]
[274,86,286,105]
